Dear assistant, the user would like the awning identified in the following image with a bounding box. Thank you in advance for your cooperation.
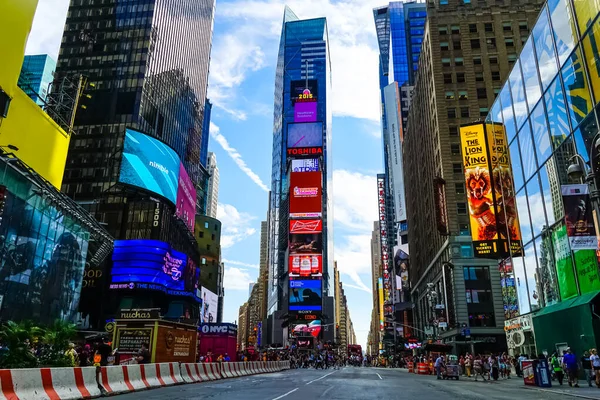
[533,297,578,317]
[568,290,600,308]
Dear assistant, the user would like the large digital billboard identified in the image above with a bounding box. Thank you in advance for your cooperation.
[291,159,319,173]
[176,164,196,232]
[291,80,318,103]
[289,233,322,254]
[294,102,317,123]
[290,320,321,338]
[287,147,323,158]
[289,280,322,310]
[119,129,180,204]
[289,172,322,218]
[110,240,200,301]
[287,122,323,148]
[289,219,322,234]
[289,254,322,278]
[201,287,219,323]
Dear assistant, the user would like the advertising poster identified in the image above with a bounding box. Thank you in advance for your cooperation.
[176,164,196,232]
[201,287,219,324]
[289,280,322,309]
[562,184,598,250]
[289,219,322,234]
[434,177,449,235]
[290,320,321,338]
[378,277,384,331]
[289,172,322,218]
[116,328,153,353]
[394,248,409,292]
[291,159,319,173]
[287,147,323,158]
[156,326,197,363]
[486,123,522,256]
[287,122,323,148]
[291,80,318,103]
[574,249,600,294]
[289,233,322,254]
[552,224,578,300]
[377,175,392,309]
[499,259,519,319]
[119,129,180,204]
[289,254,322,278]
[294,102,317,123]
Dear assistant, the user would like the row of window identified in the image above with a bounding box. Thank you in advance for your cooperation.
[439,21,528,35]
[445,88,494,100]
[447,107,489,119]
[441,37,528,52]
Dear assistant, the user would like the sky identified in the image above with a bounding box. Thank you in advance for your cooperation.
[26,0,388,349]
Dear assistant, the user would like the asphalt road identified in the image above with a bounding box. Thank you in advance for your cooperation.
[115,366,599,400]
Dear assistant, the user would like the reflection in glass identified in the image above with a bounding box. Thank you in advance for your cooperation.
[531,101,552,165]
[516,187,533,244]
[510,60,528,130]
[545,77,571,149]
[519,121,537,180]
[573,113,600,163]
[548,0,577,67]
[526,175,546,239]
[510,138,525,191]
[533,6,559,91]
[536,233,560,307]
[523,242,541,311]
[521,38,542,109]
[539,159,563,225]
[583,19,600,103]
[500,86,517,143]
[512,255,531,314]
[573,0,600,35]
[499,258,519,319]
[561,47,594,128]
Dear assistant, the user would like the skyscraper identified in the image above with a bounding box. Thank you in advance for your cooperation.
[18,54,56,105]
[55,0,216,329]
[266,7,333,346]
[206,151,219,218]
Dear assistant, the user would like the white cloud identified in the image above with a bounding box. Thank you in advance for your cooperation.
[224,267,254,291]
[217,203,257,248]
[223,259,259,269]
[343,283,372,293]
[26,0,69,59]
[332,169,378,232]
[334,234,374,292]
[210,123,269,192]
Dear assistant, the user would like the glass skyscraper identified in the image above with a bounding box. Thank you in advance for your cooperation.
[19,54,56,105]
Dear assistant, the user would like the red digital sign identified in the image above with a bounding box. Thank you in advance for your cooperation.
[287,147,323,158]
[289,219,322,234]
[289,254,322,278]
[289,172,322,218]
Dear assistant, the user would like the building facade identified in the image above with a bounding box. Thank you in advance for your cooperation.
[266,7,333,347]
[206,152,219,219]
[237,302,249,351]
[483,0,600,358]
[403,0,543,353]
[19,54,56,105]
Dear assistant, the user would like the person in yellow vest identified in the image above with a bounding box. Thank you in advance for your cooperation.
[217,354,224,363]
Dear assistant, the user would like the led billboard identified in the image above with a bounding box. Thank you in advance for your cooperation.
[289,233,322,254]
[291,320,321,338]
[176,164,196,232]
[201,287,219,323]
[289,280,322,309]
[289,219,322,234]
[287,147,323,158]
[289,172,322,218]
[291,159,319,173]
[289,254,322,278]
[291,80,318,103]
[294,102,317,123]
[287,122,323,148]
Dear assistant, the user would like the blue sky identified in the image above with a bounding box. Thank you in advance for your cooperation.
[27,0,387,349]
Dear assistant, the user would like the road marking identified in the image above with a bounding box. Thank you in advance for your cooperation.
[306,371,336,385]
[376,373,383,380]
[272,388,298,400]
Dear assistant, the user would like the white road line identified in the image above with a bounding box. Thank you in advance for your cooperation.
[306,371,336,385]
[376,373,383,380]
[272,388,299,400]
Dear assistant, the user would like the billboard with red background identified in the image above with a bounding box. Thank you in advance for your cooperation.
[289,254,322,278]
[289,172,322,218]
[290,219,322,234]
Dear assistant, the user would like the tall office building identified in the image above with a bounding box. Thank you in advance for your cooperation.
[403,0,542,352]
[206,151,219,218]
[266,7,333,347]
[18,54,56,105]
[55,0,217,329]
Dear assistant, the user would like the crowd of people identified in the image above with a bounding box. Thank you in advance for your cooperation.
[548,347,600,388]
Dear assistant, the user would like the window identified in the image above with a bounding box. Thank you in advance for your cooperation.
[451,143,461,155]
[441,41,449,51]
[469,23,477,33]
[505,38,514,47]
[475,72,484,82]
[206,244,211,251]
[484,23,493,32]
[466,289,493,304]
[439,26,448,35]
[204,222,209,229]
[440,0,448,4]
[442,58,451,67]
[469,313,495,327]
[503,22,512,31]
[453,40,462,50]
[448,108,457,118]
[451,25,460,34]
[479,107,489,116]
[453,163,463,173]
[449,126,458,136]
[519,21,528,31]
[473,56,482,65]
[492,71,501,80]
[199,231,204,238]
[494,88,501,97]
[487,37,496,48]
[464,267,490,281]
[455,57,464,66]
[211,233,215,240]
[458,91,468,100]
[444,73,453,83]
[202,257,207,265]
[445,91,455,99]
[457,73,465,82]
[455,183,465,193]
[470,39,480,49]
[508,54,517,64]
[477,88,487,99]
[489,56,498,64]
[463,0,471,3]
[461,107,470,118]
[459,223,470,235]
[457,203,468,214]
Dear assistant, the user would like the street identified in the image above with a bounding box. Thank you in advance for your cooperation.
[113,366,596,400]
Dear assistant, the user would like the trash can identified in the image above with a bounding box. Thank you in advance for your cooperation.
[522,360,536,386]
[535,359,552,388]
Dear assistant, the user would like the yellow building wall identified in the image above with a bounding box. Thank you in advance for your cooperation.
[0,0,71,189]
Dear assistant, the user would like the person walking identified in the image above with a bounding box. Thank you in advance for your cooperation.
[435,355,444,380]
[590,348,600,387]
[563,348,579,387]
[550,353,564,385]
[465,354,472,377]
[581,350,593,387]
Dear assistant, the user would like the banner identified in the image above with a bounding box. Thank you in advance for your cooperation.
[552,224,578,300]
[574,249,600,294]
[562,184,598,250]
[434,177,449,235]
[377,175,392,311]
[378,277,384,331]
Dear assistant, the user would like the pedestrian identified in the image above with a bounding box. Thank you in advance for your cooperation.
[136,343,151,364]
[96,337,112,366]
[465,354,472,377]
[550,353,564,385]
[563,348,579,387]
[78,344,91,367]
[435,355,444,380]
[224,353,231,362]
[65,343,79,366]
[590,348,600,387]
[581,350,593,387]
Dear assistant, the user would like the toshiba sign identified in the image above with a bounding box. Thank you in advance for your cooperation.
[287,147,323,158]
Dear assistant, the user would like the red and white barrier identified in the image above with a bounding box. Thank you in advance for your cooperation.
[99,362,181,395]
[202,363,221,381]
[221,362,240,378]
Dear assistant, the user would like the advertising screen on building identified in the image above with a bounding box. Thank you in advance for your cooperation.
[291,159,319,173]
[378,277,384,331]
[287,147,323,158]
[289,254,322,278]
[289,280,322,309]
[290,320,321,338]
[294,102,317,123]
[201,287,219,323]
[110,240,200,301]
[377,175,392,312]
[119,129,181,204]
[289,219,322,234]
[289,310,321,321]
[176,164,196,232]
[291,80,318,103]
[289,172,322,218]
[562,184,597,250]
[287,122,323,148]
[289,233,322,254]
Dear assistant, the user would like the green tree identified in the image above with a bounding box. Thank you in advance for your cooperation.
[0,320,42,368]
[37,320,78,367]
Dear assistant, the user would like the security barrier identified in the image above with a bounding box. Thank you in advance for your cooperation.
[417,363,429,375]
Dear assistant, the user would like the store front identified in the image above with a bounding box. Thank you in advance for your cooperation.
[505,314,536,357]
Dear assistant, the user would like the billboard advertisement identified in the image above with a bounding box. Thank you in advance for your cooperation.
[287,122,323,148]
[562,184,597,250]
[294,102,317,123]
[289,219,322,234]
[289,254,322,278]
[289,172,322,218]
[287,147,323,158]
[291,80,318,103]
[383,83,407,222]
[291,159,319,173]
[110,240,200,301]
[377,175,392,310]
[378,277,384,331]
[552,224,578,300]
[290,320,321,338]
[289,280,322,309]
[394,248,409,292]
[176,164,196,232]
[119,129,180,204]
[434,177,449,235]
[201,287,219,323]
[289,233,322,254]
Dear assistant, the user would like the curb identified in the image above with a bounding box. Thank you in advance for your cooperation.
[524,386,600,400]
